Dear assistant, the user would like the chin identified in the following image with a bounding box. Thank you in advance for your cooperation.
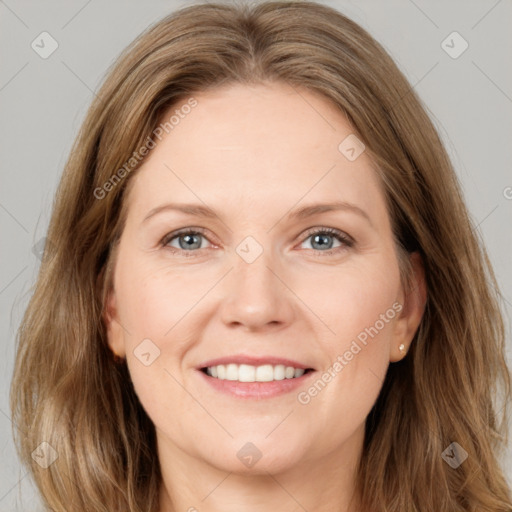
[202,435,308,475]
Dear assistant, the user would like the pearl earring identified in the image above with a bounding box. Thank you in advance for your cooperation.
[399,343,406,354]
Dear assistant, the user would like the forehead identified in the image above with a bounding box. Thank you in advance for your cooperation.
[123,81,385,223]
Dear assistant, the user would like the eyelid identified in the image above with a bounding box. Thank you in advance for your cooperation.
[160,226,354,255]
[160,226,214,248]
[300,226,354,245]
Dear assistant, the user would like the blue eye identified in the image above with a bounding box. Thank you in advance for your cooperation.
[162,229,211,254]
[300,227,354,254]
[161,227,354,257]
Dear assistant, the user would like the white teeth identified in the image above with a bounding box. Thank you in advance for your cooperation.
[204,363,309,382]
[274,364,285,381]
[285,366,295,379]
[226,363,238,380]
[238,364,256,382]
[256,364,274,382]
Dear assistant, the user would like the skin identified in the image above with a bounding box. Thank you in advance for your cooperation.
[104,81,426,512]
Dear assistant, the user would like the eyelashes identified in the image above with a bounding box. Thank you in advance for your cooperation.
[160,226,355,258]
[295,226,354,255]
[160,228,211,256]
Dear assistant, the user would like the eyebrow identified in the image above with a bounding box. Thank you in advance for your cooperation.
[142,200,373,228]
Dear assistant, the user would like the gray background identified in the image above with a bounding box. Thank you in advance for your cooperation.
[1,0,511,509]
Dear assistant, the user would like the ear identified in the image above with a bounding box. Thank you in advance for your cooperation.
[103,286,127,359]
[389,251,427,362]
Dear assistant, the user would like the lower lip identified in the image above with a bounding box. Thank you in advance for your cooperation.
[197,370,315,399]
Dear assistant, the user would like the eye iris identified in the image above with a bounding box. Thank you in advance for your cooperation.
[179,233,201,250]
[311,233,334,250]
[171,231,341,252]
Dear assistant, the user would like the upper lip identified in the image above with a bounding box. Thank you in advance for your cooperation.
[197,355,314,370]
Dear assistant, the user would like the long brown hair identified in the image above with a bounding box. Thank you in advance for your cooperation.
[10,1,511,510]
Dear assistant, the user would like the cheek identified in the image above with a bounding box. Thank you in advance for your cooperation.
[299,259,400,423]
[309,256,401,353]
[116,256,213,344]
[116,247,401,370]
[115,261,203,436]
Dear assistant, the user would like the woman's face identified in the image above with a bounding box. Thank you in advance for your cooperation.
[105,81,424,475]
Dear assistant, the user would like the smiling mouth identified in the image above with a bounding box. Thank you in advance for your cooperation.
[201,363,315,382]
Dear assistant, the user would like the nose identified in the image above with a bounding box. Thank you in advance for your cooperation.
[218,246,296,332]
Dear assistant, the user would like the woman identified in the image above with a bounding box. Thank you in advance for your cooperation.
[10,1,512,511]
